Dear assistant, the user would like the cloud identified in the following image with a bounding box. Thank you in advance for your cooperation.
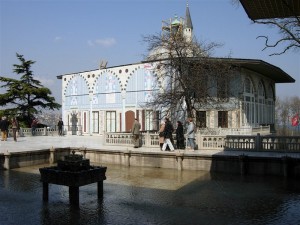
[87,40,94,46]
[88,38,116,47]
[34,76,55,87]
[54,36,62,42]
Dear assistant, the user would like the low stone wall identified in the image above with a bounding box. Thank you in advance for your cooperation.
[84,149,300,177]
[0,148,71,170]
[1,148,300,178]
[0,150,49,169]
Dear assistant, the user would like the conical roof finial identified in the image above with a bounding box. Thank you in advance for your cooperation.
[185,0,193,29]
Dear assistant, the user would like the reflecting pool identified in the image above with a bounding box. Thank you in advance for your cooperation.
[1,164,300,225]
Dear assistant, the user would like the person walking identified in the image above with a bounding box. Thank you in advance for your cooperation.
[158,121,165,150]
[132,118,141,148]
[31,118,37,136]
[11,117,19,142]
[162,118,175,151]
[176,121,185,149]
[58,118,64,136]
[186,117,195,150]
[0,116,9,141]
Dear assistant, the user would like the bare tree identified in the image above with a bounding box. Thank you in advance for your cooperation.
[290,96,300,116]
[143,31,237,122]
[255,17,300,56]
[233,0,300,56]
[275,97,291,135]
[275,96,300,135]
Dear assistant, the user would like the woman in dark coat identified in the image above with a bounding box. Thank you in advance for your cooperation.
[0,116,9,141]
[162,118,175,151]
[176,121,185,149]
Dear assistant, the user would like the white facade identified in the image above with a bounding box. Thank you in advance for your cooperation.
[58,59,286,135]
[61,63,160,135]
[58,4,294,135]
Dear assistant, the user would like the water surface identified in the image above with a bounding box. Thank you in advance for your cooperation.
[1,164,300,225]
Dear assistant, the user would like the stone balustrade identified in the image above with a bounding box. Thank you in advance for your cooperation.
[225,134,300,152]
[105,132,300,152]
[6,127,300,152]
[261,136,300,152]
[198,125,270,135]
[9,127,61,137]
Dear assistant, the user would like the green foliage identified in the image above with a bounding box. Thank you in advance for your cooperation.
[0,53,61,127]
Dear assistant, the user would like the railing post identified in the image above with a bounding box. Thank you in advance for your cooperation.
[103,132,107,145]
[255,133,261,151]
[199,134,203,150]
[19,127,24,137]
[43,127,47,136]
[145,131,150,147]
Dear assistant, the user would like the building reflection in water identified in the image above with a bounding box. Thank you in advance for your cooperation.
[1,164,300,225]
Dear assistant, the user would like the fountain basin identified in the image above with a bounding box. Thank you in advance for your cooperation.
[39,152,107,207]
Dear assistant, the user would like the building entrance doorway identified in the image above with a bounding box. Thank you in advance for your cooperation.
[71,113,78,135]
[126,111,135,132]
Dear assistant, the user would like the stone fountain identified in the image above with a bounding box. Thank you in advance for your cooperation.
[39,150,107,208]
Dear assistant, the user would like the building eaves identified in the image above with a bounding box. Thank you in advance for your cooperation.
[215,57,295,83]
[175,57,296,83]
[239,0,300,20]
[56,61,146,79]
[57,57,295,84]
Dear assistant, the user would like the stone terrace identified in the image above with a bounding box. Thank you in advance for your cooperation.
[1,135,299,159]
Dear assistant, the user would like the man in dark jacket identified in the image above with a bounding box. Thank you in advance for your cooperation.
[0,116,9,141]
[58,118,64,136]
[132,118,141,148]
[162,118,175,151]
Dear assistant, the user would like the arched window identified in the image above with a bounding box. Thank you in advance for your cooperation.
[244,77,253,94]
[257,81,265,124]
[266,84,275,124]
[242,77,255,126]
[64,75,89,109]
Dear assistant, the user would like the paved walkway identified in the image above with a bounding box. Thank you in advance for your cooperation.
[0,135,219,154]
[1,135,300,158]
[0,135,127,153]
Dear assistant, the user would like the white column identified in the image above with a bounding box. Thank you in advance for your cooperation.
[77,112,82,136]
[89,92,93,136]
[121,90,126,132]
[61,80,66,134]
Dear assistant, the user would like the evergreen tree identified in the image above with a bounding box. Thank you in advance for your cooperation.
[0,53,61,127]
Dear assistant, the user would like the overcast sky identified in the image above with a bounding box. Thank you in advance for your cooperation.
[1,0,299,105]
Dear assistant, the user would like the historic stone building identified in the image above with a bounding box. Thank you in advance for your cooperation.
[57,4,295,135]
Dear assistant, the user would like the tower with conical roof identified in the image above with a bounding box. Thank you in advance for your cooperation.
[183,1,193,42]
[161,2,193,42]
